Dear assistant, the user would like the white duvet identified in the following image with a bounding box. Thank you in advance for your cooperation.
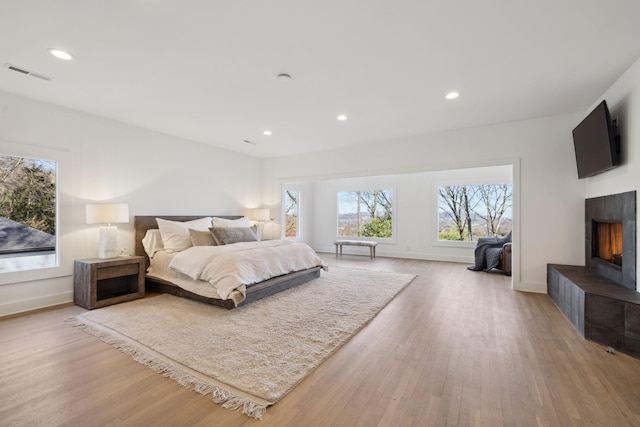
[168,240,327,300]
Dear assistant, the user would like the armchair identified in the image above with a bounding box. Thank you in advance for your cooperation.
[467,231,512,276]
[499,242,512,276]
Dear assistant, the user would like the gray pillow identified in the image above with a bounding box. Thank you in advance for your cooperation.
[189,229,217,246]
[210,226,258,245]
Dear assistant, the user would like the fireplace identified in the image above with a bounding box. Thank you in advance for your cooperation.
[585,191,636,290]
[548,190,638,358]
[593,221,623,267]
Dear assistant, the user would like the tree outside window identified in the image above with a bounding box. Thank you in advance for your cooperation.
[0,153,57,254]
[337,189,392,238]
[438,183,512,241]
[284,190,299,238]
[1,155,56,235]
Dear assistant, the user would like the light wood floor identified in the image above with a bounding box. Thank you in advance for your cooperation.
[2,256,640,427]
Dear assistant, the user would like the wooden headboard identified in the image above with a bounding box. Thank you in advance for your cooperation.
[133,215,243,269]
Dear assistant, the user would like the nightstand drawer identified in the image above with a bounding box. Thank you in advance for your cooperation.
[97,263,140,280]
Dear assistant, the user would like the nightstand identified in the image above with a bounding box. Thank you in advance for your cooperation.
[73,256,145,309]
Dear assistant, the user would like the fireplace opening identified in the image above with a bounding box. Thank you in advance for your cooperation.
[592,221,623,267]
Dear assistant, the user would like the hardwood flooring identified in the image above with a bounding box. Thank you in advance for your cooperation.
[2,256,640,426]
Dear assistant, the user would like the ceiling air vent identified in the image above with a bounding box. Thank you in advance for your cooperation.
[3,63,53,81]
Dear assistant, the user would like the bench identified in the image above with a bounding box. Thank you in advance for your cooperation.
[334,239,378,260]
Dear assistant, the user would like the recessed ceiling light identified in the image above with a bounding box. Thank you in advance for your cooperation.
[263,130,272,136]
[48,48,74,61]
[337,114,348,121]
[277,73,292,82]
[445,91,459,100]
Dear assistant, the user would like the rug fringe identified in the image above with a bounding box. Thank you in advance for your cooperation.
[222,397,267,419]
[66,317,267,420]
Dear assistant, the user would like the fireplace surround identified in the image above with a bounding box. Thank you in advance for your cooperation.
[548,190,638,358]
[585,191,636,290]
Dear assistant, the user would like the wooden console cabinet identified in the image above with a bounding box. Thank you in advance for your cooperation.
[74,256,145,309]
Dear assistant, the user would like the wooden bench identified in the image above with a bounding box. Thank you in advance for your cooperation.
[334,239,378,260]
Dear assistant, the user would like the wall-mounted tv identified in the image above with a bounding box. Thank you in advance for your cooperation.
[572,100,620,179]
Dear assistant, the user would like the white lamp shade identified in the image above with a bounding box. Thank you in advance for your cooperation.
[86,203,129,225]
[250,208,270,222]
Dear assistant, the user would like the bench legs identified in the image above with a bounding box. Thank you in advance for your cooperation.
[334,243,376,260]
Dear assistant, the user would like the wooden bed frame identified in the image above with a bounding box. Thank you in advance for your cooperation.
[133,215,322,309]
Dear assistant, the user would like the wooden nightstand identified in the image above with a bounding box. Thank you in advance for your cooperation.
[74,256,145,309]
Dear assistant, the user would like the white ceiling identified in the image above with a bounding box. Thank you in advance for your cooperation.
[1,1,640,158]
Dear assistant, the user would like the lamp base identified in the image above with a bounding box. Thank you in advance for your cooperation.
[255,222,265,241]
[98,226,118,259]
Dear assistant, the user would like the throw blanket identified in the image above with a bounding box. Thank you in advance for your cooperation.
[468,232,511,272]
[170,240,327,300]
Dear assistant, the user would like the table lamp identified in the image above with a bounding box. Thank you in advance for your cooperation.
[86,203,129,259]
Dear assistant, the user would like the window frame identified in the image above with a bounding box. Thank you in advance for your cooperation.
[0,140,72,285]
[336,186,396,242]
[282,189,301,240]
[433,179,512,248]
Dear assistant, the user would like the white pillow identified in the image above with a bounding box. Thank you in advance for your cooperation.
[212,216,250,228]
[156,217,213,252]
[141,229,165,258]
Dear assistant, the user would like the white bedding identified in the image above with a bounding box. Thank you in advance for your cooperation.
[149,240,327,303]
[147,251,238,301]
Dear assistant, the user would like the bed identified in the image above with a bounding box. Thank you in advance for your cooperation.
[134,215,326,309]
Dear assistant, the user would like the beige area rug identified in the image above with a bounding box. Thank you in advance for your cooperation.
[68,266,415,419]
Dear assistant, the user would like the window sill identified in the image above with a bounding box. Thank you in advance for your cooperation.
[433,240,476,249]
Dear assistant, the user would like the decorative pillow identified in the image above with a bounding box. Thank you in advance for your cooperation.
[210,225,258,245]
[212,216,251,228]
[142,229,165,258]
[189,228,217,246]
[156,217,213,252]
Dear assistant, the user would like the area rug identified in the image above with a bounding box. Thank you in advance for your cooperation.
[67,266,415,419]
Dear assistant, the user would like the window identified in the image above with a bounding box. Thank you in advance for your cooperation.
[438,183,512,241]
[284,190,299,238]
[337,189,392,238]
[0,153,57,272]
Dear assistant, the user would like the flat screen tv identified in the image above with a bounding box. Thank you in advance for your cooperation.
[572,100,619,179]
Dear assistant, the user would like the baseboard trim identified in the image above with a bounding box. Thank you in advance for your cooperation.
[315,246,473,264]
[0,291,74,319]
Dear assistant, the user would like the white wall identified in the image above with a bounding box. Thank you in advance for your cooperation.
[286,166,512,262]
[264,113,585,293]
[0,91,262,316]
[581,56,640,290]
[6,57,636,312]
